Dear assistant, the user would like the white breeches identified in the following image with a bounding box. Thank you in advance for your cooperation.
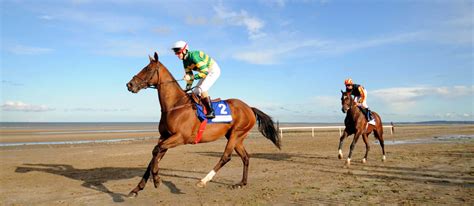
[193,62,221,97]
[354,89,369,108]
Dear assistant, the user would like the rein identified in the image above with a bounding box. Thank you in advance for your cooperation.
[133,65,184,90]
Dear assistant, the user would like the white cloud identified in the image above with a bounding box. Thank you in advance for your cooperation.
[39,15,54,20]
[234,39,329,64]
[434,112,473,120]
[65,107,130,112]
[371,85,474,111]
[2,101,55,112]
[40,8,148,33]
[310,96,339,109]
[93,39,158,57]
[213,4,266,40]
[2,80,24,86]
[233,32,420,65]
[7,45,53,55]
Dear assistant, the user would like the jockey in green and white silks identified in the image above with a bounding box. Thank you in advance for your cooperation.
[172,40,221,119]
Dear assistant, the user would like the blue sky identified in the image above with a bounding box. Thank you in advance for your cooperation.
[1,0,473,122]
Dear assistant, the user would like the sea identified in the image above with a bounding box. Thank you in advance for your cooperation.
[1,121,472,147]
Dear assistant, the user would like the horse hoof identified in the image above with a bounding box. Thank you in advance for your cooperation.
[362,158,367,164]
[196,181,206,188]
[153,179,162,188]
[231,184,244,189]
[345,159,351,166]
[127,192,138,198]
[382,155,386,162]
[338,153,343,159]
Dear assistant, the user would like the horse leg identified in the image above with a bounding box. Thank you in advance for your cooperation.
[233,138,249,188]
[151,135,184,188]
[196,133,238,188]
[346,131,362,166]
[361,133,370,163]
[151,146,168,188]
[374,129,386,162]
[338,130,349,159]
[127,146,168,198]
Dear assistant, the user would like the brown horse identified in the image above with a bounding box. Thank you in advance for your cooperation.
[338,91,386,165]
[126,52,281,197]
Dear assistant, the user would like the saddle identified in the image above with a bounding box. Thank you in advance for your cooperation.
[186,93,232,123]
[187,93,221,107]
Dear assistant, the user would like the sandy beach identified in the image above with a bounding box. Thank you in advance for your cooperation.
[0,123,473,205]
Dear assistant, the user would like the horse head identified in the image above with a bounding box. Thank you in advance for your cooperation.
[340,90,353,113]
[127,52,161,93]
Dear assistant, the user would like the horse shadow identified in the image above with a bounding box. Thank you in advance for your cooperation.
[195,151,474,188]
[14,164,201,202]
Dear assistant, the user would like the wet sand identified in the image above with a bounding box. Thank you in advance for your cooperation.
[0,124,473,205]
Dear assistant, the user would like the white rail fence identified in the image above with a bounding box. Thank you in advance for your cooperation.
[279,125,394,138]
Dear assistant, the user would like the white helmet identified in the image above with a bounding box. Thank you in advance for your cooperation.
[171,40,188,53]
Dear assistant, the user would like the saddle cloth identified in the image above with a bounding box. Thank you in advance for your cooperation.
[196,100,232,123]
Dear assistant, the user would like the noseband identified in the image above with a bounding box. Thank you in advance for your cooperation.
[133,65,159,89]
[132,64,183,90]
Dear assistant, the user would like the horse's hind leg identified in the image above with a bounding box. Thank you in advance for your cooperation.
[374,129,386,162]
[338,130,349,159]
[361,134,370,163]
[233,138,249,188]
[196,131,240,188]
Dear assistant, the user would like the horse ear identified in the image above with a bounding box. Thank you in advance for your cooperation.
[149,55,154,62]
[154,52,159,62]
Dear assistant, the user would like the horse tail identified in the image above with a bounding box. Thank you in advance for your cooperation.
[251,107,281,150]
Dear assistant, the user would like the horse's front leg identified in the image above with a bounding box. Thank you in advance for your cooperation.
[346,131,362,166]
[151,145,168,188]
[128,158,153,198]
[151,134,184,188]
[361,133,370,163]
[338,130,349,159]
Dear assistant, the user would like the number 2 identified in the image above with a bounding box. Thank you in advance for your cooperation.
[218,103,227,114]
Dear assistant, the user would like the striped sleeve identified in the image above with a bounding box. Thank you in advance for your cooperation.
[192,51,210,79]
[358,86,366,102]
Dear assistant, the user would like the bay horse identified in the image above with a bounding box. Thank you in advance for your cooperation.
[338,91,386,165]
[126,52,281,197]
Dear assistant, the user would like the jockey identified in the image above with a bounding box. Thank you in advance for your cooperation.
[344,78,376,125]
[172,40,220,119]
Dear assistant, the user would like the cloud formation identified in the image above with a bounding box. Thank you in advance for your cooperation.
[2,101,55,112]
[213,4,266,39]
[65,107,130,112]
[7,45,53,55]
[371,85,474,111]
[233,32,421,65]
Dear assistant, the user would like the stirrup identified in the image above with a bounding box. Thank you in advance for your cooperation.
[206,114,215,119]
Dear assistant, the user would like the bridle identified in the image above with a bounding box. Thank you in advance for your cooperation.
[341,91,354,113]
[132,64,183,90]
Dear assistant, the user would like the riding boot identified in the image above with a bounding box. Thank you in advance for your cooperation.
[202,96,215,119]
[367,109,376,125]
[367,109,374,121]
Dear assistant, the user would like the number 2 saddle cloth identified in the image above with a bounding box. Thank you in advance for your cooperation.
[195,100,233,124]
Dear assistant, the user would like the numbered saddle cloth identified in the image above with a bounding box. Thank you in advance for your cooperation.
[196,100,232,123]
